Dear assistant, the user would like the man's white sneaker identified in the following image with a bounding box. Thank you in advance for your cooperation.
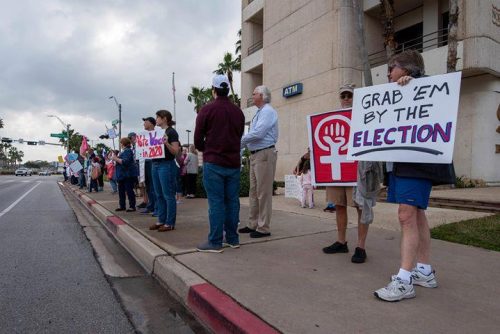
[374,278,416,302]
[391,269,438,288]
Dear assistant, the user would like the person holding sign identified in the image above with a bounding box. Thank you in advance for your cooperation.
[322,84,371,264]
[374,50,456,302]
[148,110,180,232]
[113,138,138,212]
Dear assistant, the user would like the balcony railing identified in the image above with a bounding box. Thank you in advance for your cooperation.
[248,40,263,56]
[368,28,449,67]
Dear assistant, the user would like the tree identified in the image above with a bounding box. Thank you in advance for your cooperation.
[93,143,112,155]
[380,0,396,59]
[447,1,459,73]
[213,52,241,104]
[59,129,83,153]
[187,86,213,113]
[0,118,4,129]
[8,146,22,167]
[235,29,242,62]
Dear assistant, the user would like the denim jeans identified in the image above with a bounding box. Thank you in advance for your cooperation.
[109,176,118,193]
[152,159,177,227]
[78,170,86,188]
[202,163,240,246]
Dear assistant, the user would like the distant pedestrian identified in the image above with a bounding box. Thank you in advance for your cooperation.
[195,74,245,253]
[374,50,456,302]
[239,85,279,238]
[113,137,138,212]
[88,157,101,193]
[149,110,180,232]
[106,151,118,194]
[298,160,314,208]
[184,144,199,198]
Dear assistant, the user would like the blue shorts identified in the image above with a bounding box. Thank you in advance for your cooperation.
[387,173,432,209]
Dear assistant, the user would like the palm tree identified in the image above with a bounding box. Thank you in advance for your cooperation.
[447,0,459,73]
[58,129,83,153]
[16,150,24,166]
[213,52,241,103]
[235,29,242,62]
[187,86,213,113]
[0,117,4,129]
[8,146,20,167]
[380,0,396,59]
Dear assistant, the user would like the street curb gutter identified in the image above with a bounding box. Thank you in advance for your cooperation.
[59,182,280,334]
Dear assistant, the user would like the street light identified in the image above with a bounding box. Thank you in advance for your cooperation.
[47,115,71,155]
[109,96,122,141]
[186,129,191,147]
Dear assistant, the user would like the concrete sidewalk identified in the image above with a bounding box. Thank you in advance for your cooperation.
[61,182,500,334]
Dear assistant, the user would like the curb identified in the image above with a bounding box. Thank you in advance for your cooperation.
[59,182,280,334]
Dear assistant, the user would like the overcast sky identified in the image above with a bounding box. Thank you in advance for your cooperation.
[0,0,241,162]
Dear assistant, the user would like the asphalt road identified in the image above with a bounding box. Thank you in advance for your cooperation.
[0,175,206,334]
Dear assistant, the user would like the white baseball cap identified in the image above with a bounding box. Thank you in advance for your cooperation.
[212,74,230,89]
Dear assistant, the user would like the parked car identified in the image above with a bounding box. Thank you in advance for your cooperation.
[15,168,32,176]
[39,170,52,176]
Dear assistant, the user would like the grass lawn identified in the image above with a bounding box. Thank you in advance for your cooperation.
[431,214,500,252]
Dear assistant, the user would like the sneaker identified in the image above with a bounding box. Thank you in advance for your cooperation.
[351,247,367,263]
[374,277,416,302]
[222,241,240,249]
[322,241,348,254]
[392,269,438,288]
[196,241,223,253]
[238,226,256,233]
[323,206,336,212]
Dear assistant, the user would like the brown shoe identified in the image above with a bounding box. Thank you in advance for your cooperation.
[158,225,175,232]
[149,224,163,230]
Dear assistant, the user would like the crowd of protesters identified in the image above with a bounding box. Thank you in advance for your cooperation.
[64,50,456,303]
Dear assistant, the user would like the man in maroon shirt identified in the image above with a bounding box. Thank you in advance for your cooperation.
[194,74,245,253]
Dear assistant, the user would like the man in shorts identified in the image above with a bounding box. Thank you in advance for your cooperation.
[322,84,370,264]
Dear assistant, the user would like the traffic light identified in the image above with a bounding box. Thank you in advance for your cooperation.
[26,141,38,146]
[99,134,110,139]
[1,137,12,143]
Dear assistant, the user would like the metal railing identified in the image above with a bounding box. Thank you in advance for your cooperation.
[368,28,449,67]
[248,40,263,56]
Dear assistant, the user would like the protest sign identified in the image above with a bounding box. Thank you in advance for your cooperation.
[58,155,64,163]
[135,128,166,159]
[107,128,117,139]
[69,160,83,174]
[67,153,79,162]
[307,109,358,186]
[284,175,302,201]
[347,72,461,163]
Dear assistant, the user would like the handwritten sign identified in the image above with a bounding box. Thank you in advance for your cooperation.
[347,72,461,163]
[69,160,83,174]
[284,175,302,201]
[307,109,358,186]
[135,128,166,159]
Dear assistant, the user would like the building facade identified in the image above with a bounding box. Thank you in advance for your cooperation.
[241,0,500,184]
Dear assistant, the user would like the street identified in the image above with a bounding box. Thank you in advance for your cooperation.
[0,175,207,334]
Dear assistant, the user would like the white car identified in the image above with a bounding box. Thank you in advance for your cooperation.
[39,170,52,176]
[15,168,32,176]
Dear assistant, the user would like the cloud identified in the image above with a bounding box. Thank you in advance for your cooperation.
[0,0,241,161]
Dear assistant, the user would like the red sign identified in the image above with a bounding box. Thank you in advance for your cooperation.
[307,109,358,186]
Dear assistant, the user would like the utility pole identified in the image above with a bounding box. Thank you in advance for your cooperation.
[48,115,71,155]
[109,96,122,141]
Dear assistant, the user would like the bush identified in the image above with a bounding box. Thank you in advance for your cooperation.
[195,163,251,198]
[455,176,486,188]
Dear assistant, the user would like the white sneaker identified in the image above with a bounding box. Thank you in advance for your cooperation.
[391,269,438,288]
[374,278,416,302]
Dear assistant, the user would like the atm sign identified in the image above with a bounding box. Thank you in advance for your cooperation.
[283,83,303,98]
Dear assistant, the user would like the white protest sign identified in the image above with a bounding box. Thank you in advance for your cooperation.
[69,160,83,174]
[107,128,117,139]
[135,128,166,159]
[284,175,302,201]
[347,72,461,163]
[139,158,145,183]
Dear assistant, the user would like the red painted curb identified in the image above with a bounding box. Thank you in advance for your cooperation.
[107,216,126,226]
[87,199,97,205]
[188,283,279,334]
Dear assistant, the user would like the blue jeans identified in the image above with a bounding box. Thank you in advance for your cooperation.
[109,174,118,193]
[152,159,177,227]
[145,160,156,212]
[202,163,240,246]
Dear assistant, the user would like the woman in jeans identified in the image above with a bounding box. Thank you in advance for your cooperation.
[113,137,138,212]
[149,109,180,232]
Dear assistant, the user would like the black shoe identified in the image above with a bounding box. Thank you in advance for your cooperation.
[323,206,336,212]
[351,247,367,263]
[137,202,147,209]
[238,226,256,234]
[322,241,348,254]
[126,208,136,212]
[250,231,271,238]
[115,208,126,212]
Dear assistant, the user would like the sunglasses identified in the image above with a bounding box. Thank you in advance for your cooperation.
[340,93,353,99]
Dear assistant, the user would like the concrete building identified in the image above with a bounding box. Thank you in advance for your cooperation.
[240,0,500,184]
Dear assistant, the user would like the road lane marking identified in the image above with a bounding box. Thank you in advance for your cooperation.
[0,181,42,219]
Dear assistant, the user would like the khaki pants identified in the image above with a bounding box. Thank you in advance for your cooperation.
[247,148,277,233]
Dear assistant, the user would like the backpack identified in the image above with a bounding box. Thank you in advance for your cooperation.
[91,164,101,180]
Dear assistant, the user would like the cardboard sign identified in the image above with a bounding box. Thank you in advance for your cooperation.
[135,128,166,159]
[284,175,302,201]
[69,160,83,174]
[307,109,358,186]
[347,72,461,163]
